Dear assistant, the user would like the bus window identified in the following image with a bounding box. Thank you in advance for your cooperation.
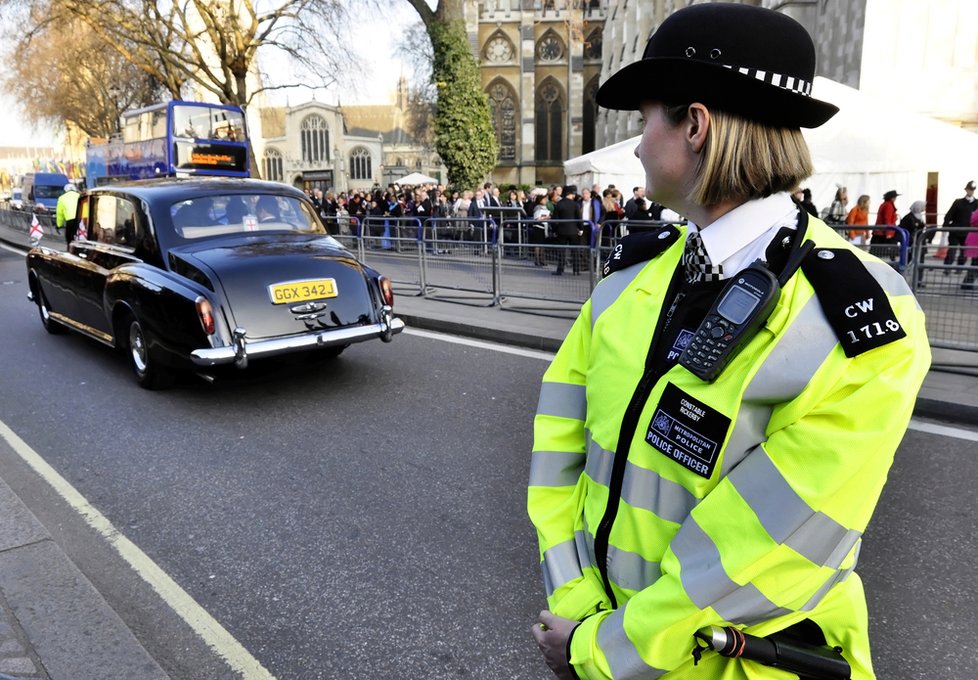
[210,108,247,142]
[172,105,207,140]
[123,115,140,143]
[150,110,167,139]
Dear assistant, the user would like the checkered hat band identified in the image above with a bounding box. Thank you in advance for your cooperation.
[721,64,813,96]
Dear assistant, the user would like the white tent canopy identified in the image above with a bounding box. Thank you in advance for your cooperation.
[565,77,978,220]
[563,135,645,195]
[395,172,439,186]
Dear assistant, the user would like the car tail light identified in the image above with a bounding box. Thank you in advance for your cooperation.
[379,276,394,308]
[196,296,215,335]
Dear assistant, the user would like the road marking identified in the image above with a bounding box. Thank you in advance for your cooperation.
[0,419,276,680]
[907,418,978,442]
[0,242,27,255]
[403,327,556,361]
[407,330,978,441]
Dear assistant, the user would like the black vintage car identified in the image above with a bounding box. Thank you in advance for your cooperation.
[26,178,403,388]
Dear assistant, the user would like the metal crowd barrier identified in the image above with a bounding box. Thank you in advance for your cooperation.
[494,218,596,309]
[0,204,58,245]
[829,225,910,271]
[358,216,424,295]
[415,217,497,305]
[330,216,361,254]
[908,227,978,352]
[4,201,977,353]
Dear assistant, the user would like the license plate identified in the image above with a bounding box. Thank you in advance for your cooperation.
[268,278,337,304]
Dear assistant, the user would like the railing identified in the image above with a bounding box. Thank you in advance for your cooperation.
[4,204,976,353]
[907,227,978,352]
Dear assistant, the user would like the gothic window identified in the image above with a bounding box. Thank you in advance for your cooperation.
[300,114,330,164]
[349,147,372,181]
[484,33,515,63]
[487,80,518,162]
[263,147,283,182]
[584,28,603,61]
[583,77,600,154]
[535,79,564,162]
[536,30,564,62]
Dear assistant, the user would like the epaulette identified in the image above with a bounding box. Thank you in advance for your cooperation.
[800,247,907,357]
[602,225,682,277]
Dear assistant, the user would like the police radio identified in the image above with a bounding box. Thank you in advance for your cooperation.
[679,260,781,383]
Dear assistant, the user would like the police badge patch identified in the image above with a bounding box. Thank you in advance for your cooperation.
[646,383,730,479]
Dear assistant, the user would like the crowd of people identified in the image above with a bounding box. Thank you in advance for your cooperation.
[790,181,978,287]
[307,177,978,283]
[303,181,674,275]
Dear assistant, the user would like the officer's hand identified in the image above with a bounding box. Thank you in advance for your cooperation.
[531,610,579,679]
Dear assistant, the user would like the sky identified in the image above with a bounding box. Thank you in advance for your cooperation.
[0,0,425,149]
[0,94,57,148]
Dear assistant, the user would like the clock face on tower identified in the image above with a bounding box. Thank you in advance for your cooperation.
[537,34,563,61]
[485,36,514,63]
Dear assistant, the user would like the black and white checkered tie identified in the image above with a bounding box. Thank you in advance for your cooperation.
[683,230,723,283]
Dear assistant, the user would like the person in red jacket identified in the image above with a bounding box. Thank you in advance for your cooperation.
[871,190,900,260]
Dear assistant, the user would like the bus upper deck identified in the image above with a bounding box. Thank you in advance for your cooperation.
[86,100,250,185]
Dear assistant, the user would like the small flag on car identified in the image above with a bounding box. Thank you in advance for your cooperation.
[76,217,88,241]
[29,212,43,246]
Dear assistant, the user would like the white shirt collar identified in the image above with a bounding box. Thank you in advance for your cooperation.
[687,192,798,272]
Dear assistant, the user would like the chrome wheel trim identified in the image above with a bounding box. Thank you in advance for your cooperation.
[129,321,149,374]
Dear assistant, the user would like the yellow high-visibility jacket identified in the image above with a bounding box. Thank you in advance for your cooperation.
[55,189,79,228]
[528,217,930,679]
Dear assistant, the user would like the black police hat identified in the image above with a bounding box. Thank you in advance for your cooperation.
[596,3,838,129]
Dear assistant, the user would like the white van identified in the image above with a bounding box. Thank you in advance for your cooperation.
[10,187,23,210]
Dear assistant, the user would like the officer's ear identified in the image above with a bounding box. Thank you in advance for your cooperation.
[686,103,711,154]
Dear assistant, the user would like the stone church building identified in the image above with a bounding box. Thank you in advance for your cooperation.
[472,0,606,187]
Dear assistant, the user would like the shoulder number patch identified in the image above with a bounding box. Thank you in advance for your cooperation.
[800,248,906,357]
[603,226,681,277]
[646,383,730,479]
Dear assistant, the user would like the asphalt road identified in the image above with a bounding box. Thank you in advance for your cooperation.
[1,245,977,679]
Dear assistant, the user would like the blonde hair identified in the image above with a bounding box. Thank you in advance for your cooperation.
[665,104,813,207]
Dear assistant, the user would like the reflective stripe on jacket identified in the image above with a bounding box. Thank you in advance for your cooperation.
[528,217,930,679]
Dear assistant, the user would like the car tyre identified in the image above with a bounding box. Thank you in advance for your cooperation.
[36,288,66,335]
[125,315,174,390]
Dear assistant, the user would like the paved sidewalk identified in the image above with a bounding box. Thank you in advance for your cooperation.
[1,218,977,678]
[0,469,166,680]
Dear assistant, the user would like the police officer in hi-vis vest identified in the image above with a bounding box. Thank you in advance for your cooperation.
[528,4,930,679]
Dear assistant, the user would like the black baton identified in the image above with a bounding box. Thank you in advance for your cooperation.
[693,625,851,680]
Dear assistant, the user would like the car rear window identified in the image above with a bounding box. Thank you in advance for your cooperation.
[170,194,325,239]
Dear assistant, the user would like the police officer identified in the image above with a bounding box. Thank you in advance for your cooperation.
[527,5,930,679]
[942,180,977,269]
[55,182,80,245]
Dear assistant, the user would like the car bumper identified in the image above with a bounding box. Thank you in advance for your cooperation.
[190,314,405,368]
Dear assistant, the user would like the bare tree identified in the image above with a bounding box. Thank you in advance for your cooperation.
[0,8,161,137]
[396,23,437,153]
[1,0,359,176]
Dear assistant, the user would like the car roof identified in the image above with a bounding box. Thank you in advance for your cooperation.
[88,178,306,202]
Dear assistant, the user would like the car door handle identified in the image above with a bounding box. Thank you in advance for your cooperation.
[77,252,87,259]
